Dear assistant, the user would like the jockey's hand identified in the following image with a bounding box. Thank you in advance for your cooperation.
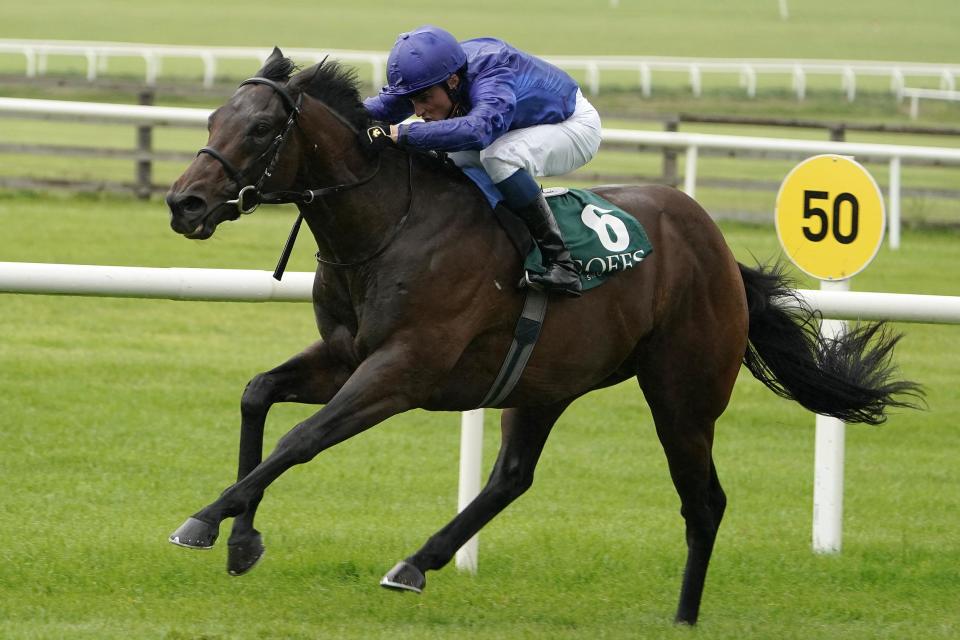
[361,123,395,151]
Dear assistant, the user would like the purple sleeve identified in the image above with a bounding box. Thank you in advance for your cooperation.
[363,93,414,124]
[400,64,517,152]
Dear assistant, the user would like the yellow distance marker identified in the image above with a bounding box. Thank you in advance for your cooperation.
[775,154,885,281]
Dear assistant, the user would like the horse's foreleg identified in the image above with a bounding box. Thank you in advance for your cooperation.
[380,402,568,593]
[226,341,352,576]
[170,345,419,557]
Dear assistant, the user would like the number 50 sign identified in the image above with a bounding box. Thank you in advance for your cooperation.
[775,155,885,280]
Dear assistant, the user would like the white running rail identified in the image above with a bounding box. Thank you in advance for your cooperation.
[4,97,960,249]
[900,87,960,120]
[3,262,960,323]
[2,38,959,99]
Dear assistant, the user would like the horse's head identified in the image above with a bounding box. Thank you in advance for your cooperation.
[166,48,371,240]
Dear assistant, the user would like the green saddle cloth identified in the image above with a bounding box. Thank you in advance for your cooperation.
[524,188,654,291]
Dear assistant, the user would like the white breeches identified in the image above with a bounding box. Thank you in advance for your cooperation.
[448,89,602,183]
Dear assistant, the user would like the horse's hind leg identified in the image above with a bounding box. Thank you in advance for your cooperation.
[639,328,740,624]
[643,393,728,625]
[659,430,726,625]
[381,402,569,593]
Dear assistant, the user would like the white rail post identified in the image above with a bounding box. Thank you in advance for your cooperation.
[741,65,757,98]
[683,145,698,198]
[24,47,36,78]
[888,156,901,250]
[793,65,806,100]
[812,278,849,553]
[689,64,702,98]
[144,53,159,87]
[842,67,856,102]
[85,49,97,81]
[940,69,956,92]
[891,68,904,98]
[778,0,790,20]
[455,408,484,573]
[202,53,217,88]
[639,63,652,97]
[587,62,600,97]
[371,55,386,91]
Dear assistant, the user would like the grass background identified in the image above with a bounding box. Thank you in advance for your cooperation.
[1,1,960,637]
[2,0,960,60]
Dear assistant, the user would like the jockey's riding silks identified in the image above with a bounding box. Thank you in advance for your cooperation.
[363,29,601,162]
[363,25,601,297]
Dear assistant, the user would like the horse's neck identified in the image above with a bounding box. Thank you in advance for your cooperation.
[297,133,409,265]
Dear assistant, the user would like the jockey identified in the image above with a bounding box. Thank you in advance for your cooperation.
[363,25,602,297]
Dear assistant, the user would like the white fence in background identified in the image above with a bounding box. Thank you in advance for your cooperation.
[2,38,959,100]
[4,96,960,249]
[900,87,960,120]
[2,262,959,571]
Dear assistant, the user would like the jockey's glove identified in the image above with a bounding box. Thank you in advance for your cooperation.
[361,123,394,151]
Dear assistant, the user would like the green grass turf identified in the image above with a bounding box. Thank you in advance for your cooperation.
[0,192,958,638]
[2,0,959,61]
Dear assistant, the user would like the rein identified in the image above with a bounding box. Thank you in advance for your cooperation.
[314,153,414,269]
[197,75,407,279]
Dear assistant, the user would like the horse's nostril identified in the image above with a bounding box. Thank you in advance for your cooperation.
[166,192,208,218]
[181,196,206,215]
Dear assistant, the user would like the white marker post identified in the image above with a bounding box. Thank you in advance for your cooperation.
[812,278,849,552]
[778,0,790,20]
[455,408,484,572]
[775,154,885,554]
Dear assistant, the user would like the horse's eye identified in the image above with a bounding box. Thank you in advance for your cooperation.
[253,122,272,136]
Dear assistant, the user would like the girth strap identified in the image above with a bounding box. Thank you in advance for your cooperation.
[476,289,549,408]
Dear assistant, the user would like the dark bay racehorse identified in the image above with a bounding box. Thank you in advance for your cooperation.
[165,49,919,624]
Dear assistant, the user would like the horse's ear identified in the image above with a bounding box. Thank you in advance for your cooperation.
[290,57,326,92]
[256,47,284,76]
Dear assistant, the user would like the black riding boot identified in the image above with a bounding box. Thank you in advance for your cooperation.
[515,193,582,297]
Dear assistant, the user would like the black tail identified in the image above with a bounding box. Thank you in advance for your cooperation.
[739,263,923,425]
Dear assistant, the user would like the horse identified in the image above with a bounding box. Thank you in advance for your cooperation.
[165,48,920,625]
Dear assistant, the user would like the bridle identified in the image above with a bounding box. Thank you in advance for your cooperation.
[198,76,383,215]
[198,78,301,213]
[196,75,411,278]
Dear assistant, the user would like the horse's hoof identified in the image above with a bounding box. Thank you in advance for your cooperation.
[380,561,425,594]
[168,517,219,549]
[227,533,265,576]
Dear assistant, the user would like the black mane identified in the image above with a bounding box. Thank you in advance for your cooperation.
[300,59,371,131]
[256,53,464,175]
[258,54,371,131]
[258,54,298,83]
